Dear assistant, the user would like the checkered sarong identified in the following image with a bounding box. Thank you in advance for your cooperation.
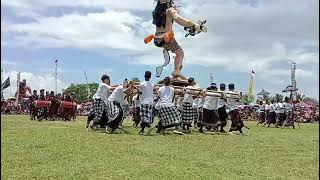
[140,104,154,125]
[93,99,107,123]
[106,100,121,121]
[182,102,193,125]
[202,108,219,127]
[197,107,203,123]
[159,106,181,128]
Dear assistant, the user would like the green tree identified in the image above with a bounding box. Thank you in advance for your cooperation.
[243,94,255,105]
[65,82,99,103]
[296,93,306,101]
[131,77,140,83]
[274,94,284,103]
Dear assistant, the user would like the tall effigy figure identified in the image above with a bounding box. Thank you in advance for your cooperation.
[144,0,207,80]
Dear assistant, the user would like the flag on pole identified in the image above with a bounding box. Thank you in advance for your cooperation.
[54,59,58,95]
[292,61,296,69]
[1,77,10,91]
[251,70,256,78]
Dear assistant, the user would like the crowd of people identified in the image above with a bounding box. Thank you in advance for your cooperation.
[87,71,248,135]
[237,100,319,125]
[1,79,78,121]
[2,75,318,135]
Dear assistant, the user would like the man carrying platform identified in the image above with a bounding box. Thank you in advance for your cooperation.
[138,71,156,135]
[156,77,183,135]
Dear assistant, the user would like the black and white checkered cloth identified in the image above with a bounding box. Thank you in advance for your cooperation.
[193,109,198,121]
[159,106,181,128]
[182,102,194,125]
[106,100,122,121]
[93,99,107,123]
[197,107,203,123]
[140,104,154,125]
[88,107,94,116]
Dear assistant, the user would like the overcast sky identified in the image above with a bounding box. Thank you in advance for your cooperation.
[1,0,319,99]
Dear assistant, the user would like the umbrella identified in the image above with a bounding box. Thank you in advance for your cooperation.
[257,89,270,96]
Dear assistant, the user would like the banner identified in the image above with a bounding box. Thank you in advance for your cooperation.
[1,77,10,91]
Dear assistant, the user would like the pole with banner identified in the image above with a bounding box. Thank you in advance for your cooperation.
[83,70,91,100]
[54,59,58,95]
[16,72,20,105]
[210,74,214,84]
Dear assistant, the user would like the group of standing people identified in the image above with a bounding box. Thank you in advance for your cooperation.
[257,97,296,128]
[88,71,247,135]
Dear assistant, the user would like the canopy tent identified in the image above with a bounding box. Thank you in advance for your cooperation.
[297,102,314,108]
[303,98,319,107]
[257,89,270,96]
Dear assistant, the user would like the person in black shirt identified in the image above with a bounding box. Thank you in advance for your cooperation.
[39,89,46,100]
[29,90,39,120]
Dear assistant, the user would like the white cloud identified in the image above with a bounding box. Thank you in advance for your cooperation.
[2,11,147,51]
[1,0,154,11]
[1,70,69,98]
[1,60,17,65]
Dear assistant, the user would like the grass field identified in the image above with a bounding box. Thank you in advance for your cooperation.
[1,115,319,180]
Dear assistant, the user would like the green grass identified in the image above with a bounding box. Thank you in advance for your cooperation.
[1,115,319,180]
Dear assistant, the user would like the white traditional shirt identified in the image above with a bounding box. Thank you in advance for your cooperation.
[193,98,200,109]
[217,92,227,109]
[283,102,292,112]
[265,104,270,111]
[197,97,205,108]
[175,96,184,111]
[203,95,219,110]
[139,81,154,105]
[93,83,112,104]
[226,91,239,111]
[276,102,285,113]
[108,85,126,106]
[183,85,196,104]
[157,86,175,108]
[269,104,275,112]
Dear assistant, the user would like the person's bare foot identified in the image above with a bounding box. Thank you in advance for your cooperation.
[171,71,187,80]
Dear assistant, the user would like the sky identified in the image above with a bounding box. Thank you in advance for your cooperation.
[1,0,319,99]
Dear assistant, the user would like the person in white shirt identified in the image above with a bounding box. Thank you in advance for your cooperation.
[282,97,295,129]
[192,97,199,128]
[156,77,183,135]
[217,83,228,133]
[139,71,155,135]
[105,81,136,133]
[196,94,205,128]
[119,98,130,128]
[266,100,277,127]
[199,83,220,133]
[264,102,270,125]
[182,77,199,132]
[132,95,141,127]
[175,96,184,113]
[227,83,247,134]
[275,100,286,128]
[90,75,113,130]
[257,101,266,126]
